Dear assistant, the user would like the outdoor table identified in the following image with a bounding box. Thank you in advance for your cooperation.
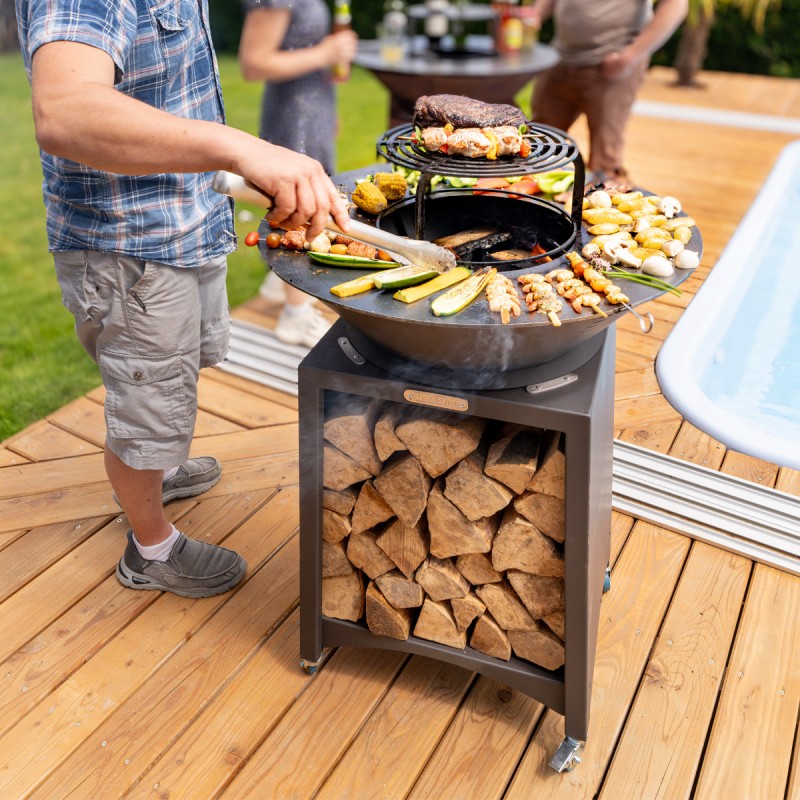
[354,34,559,128]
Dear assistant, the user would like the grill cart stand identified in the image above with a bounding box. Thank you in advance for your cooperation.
[298,321,615,772]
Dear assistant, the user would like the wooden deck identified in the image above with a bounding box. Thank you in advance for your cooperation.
[1,67,799,798]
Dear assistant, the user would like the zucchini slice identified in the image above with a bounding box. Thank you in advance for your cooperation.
[372,264,440,290]
[308,251,398,269]
[393,267,472,303]
[430,267,496,317]
[330,272,386,297]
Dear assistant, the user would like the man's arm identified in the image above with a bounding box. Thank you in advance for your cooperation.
[31,40,350,236]
[527,0,555,30]
[603,0,688,81]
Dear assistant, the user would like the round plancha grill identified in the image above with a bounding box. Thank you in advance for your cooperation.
[265,125,701,390]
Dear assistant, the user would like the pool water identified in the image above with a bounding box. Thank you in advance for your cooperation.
[657,140,800,471]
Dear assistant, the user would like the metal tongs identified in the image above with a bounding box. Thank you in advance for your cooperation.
[212,171,456,273]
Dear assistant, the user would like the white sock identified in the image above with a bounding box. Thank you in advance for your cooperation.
[133,524,182,562]
[163,466,180,482]
[282,301,312,317]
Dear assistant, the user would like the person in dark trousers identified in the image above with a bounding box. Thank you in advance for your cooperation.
[15,0,351,597]
[528,0,688,187]
[239,0,358,347]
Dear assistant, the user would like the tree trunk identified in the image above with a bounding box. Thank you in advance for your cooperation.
[673,8,714,87]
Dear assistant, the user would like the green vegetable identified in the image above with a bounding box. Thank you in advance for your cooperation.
[445,176,478,189]
[534,170,575,195]
[430,267,495,317]
[393,266,472,303]
[330,272,387,297]
[308,252,398,268]
[602,267,683,296]
[372,264,440,290]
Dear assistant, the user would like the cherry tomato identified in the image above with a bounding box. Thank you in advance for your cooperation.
[330,243,348,255]
[519,138,532,159]
[265,232,282,249]
[244,231,260,247]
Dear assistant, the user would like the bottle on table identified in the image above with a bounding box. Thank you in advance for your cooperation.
[424,0,450,49]
[331,0,352,82]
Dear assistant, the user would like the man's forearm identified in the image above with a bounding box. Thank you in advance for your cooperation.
[629,0,688,62]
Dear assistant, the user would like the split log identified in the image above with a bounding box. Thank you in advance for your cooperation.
[373,453,432,527]
[415,556,470,601]
[427,480,495,559]
[484,424,543,495]
[514,492,565,542]
[324,394,382,475]
[351,480,395,534]
[366,581,412,639]
[322,487,358,516]
[323,444,372,491]
[470,612,511,661]
[527,431,565,499]
[542,610,565,640]
[395,410,485,478]
[508,623,565,670]
[443,455,514,521]
[375,570,425,609]
[507,571,565,618]
[322,571,364,621]
[373,402,408,463]
[347,530,396,579]
[475,582,536,631]
[376,519,428,579]
[451,592,486,632]
[491,508,564,577]
[413,598,467,649]
[322,539,354,578]
[322,507,351,544]
[455,552,503,585]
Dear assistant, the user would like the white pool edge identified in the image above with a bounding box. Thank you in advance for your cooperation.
[656,140,800,472]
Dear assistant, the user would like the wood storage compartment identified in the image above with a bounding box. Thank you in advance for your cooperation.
[298,321,615,758]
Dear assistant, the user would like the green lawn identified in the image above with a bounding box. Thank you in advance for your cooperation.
[0,53,389,441]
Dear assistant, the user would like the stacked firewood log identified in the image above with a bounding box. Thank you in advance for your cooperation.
[321,393,567,671]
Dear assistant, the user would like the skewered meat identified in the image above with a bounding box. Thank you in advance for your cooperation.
[413,95,526,129]
[485,273,521,324]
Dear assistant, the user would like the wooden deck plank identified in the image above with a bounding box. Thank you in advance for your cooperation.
[694,564,800,799]
[30,491,299,800]
[197,374,297,428]
[47,396,107,448]
[614,366,661,400]
[317,658,475,799]
[221,648,409,799]
[407,677,544,800]
[614,392,682,430]
[504,522,691,798]
[617,419,682,454]
[3,420,102,461]
[206,366,299,411]
[777,467,800,498]
[599,543,751,799]
[720,450,780,488]
[0,516,109,603]
[0,447,29,466]
[668,421,727,470]
[0,451,296,534]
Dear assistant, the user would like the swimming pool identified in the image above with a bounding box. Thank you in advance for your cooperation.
[656,140,800,472]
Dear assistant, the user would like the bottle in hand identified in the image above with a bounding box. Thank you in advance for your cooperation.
[331,0,352,82]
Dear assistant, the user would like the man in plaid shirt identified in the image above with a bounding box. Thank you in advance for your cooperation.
[16,0,350,597]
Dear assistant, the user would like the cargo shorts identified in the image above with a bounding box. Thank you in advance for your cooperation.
[54,251,230,471]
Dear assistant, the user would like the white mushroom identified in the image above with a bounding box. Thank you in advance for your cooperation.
[582,242,602,259]
[604,238,642,269]
[674,249,700,270]
[660,239,685,258]
[587,190,612,209]
[641,254,675,278]
[657,196,682,219]
[305,232,331,253]
[632,217,652,233]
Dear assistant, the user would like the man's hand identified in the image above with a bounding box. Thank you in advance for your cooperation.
[234,142,350,239]
[601,50,638,82]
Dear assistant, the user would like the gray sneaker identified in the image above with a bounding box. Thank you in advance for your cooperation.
[162,456,222,504]
[116,531,246,598]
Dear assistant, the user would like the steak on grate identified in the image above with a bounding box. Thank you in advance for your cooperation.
[413,94,527,130]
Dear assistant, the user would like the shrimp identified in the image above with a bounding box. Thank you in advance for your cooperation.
[545,268,574,285]
[486,273,521,324]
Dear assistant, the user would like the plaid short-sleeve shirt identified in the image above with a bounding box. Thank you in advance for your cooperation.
[16,0,235,268]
